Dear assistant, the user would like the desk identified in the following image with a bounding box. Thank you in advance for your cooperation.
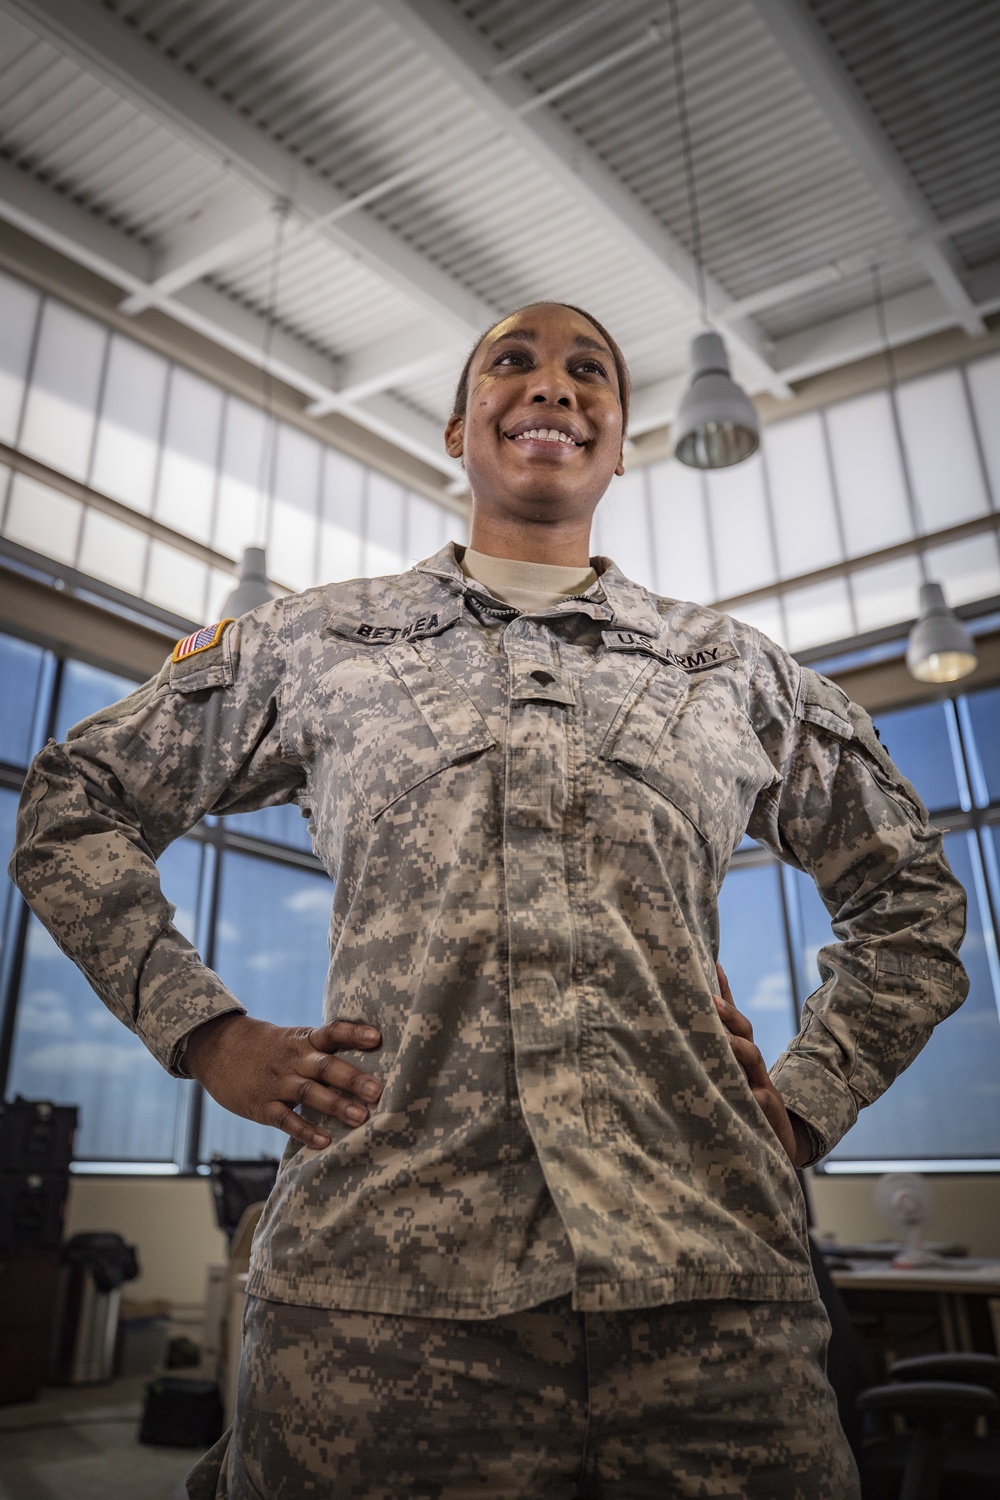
[830,1260,1000,1355]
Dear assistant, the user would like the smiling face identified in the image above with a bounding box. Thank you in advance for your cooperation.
[445,303,625,561]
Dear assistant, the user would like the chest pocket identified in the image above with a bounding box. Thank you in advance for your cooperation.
[598,654,777,849]
[324,640,495,821]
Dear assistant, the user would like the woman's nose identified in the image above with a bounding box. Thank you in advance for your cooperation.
[529,369,573,407]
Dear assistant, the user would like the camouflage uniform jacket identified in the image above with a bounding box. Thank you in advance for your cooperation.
[12,544,968,1317]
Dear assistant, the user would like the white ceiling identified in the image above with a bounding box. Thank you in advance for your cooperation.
[0,0,997,489]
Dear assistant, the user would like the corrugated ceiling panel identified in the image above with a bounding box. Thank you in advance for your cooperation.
[211,229,430,356]
[106,0,702,383]
[109,0,482,199]
[456,0,914,325]
[809,0,1000,267]
[0,13,228,240]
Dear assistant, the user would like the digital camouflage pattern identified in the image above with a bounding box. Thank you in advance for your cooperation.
[12,543,967,1317]
[186,1291,859,1499]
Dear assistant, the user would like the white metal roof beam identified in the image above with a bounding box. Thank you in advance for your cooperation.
[119,186,277,315]
[378,0,792,399]
[750,0,986,339]
[1,0,499,342]
[771,279,985,383]
[623,253,1000,432]
[308,323,465,414]
[0,160,461,480]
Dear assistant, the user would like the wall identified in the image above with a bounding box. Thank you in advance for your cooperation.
[62,1171,1000,1338]
[65,1176,228,1331]
[810,1173,1000,1257]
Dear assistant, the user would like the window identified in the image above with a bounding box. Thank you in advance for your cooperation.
[0,271,457,625]
[721,682,1000,1170]
[0,632,332,1170]
[823,830,1000,1163]
[18,300,106,481]
[0,269,39,444]
[718,861,796,1070]
[1,647,999,1172]
[6,839,204,1162]
[199,851,334,1160]
[90,334,169,513]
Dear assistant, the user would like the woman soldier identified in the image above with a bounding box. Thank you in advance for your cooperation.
[13,302,966,1498]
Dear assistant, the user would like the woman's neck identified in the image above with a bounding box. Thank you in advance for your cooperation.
[466,514,592,568]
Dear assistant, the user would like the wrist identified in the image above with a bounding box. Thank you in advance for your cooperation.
[182,1009,248,1081]
[786,1108,816,1169]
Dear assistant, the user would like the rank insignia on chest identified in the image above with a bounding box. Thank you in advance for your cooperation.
[172,619,234,663]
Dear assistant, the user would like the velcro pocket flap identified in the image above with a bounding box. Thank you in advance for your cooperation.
[796,671,853,740]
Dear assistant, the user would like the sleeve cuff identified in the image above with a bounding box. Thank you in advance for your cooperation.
[770,1050,860,1164]
[135,949,246,1076]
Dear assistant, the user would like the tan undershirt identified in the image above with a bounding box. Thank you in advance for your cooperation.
[461,547,600,614]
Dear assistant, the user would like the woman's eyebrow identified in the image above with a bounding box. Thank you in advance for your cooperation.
[487,328,610,356]
[489,326,536,346]
[572,335,611,355]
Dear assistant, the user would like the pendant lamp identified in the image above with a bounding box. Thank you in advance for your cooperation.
[222,200,289,620]
[867,263,977,685]
[906,582,977,684]
[667,0,759,469]
[222,545,275,619]
[673,332,760,469]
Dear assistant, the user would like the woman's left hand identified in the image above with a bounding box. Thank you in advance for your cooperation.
[713,964,812,1168]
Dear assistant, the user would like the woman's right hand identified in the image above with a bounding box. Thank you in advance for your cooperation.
[183,1013,383,1149]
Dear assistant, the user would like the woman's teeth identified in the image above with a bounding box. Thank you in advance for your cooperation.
[511,429,578,444]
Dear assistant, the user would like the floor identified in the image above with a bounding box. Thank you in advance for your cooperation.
[0,1375,199,1500]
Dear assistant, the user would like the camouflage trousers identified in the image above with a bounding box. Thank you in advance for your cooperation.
[187,1291,859,1499]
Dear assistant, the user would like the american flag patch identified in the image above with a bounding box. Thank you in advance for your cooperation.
[171,618,234,664]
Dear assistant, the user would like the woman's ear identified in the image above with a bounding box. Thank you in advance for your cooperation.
[615,447,625,477]
[444,415,464,459]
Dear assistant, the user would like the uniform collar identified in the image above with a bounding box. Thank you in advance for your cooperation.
[415,543,663,637]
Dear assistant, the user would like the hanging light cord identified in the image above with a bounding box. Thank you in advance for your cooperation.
[255,199,291,543]
[871,261,926,580]
[668,0,708,326]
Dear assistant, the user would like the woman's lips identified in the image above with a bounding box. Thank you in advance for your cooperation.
[505,426,585,454]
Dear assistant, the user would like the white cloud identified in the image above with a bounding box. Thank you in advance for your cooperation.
[284,884,333,916]
[748,971,792,1013]
[16,988,74,1033]
[18,1041,146,1077]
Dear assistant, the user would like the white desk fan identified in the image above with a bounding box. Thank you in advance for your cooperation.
[874,1173,947,1268]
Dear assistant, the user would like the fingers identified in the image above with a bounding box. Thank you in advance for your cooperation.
[715,962,733,1005]
[277,1024,384,1141]
[725,1032,771,1090]
[712,990,754,1042]
[262,1099,332,1150]
[204,1019,384,1149]
[303,1047,382,1099]
[310,1020,382,1051]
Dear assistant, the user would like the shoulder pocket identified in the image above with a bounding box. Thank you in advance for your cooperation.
[166,632,236,694]
[795,671,854,740]
[796,668,903,781]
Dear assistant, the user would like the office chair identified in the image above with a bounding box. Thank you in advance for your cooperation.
[810,1237,1000,1500]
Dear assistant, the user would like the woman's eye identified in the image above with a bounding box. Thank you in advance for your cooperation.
[576,359,609,377]
[495,350,530,367]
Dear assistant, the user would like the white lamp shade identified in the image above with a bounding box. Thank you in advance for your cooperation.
[906,581,977,683]
[673,332,760,469]
[221,546,275,619]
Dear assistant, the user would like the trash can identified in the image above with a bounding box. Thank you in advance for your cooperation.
[47,1232,139,1385]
